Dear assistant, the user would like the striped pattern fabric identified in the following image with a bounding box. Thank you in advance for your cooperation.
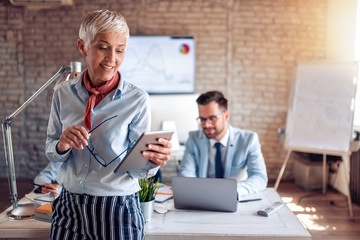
[50,188,145,240]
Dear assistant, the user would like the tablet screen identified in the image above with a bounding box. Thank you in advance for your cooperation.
[114,130,174,173]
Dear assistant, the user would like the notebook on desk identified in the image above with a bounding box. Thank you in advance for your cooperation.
[171,176,238,212]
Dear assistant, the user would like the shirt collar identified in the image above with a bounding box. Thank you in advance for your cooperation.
[209,128,229,148]
[113,73,124,100]
[71,70,124,101]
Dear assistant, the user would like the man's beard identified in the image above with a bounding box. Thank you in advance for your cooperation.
[203,125,224,139]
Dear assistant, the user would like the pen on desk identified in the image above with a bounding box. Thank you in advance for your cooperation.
[34,183,51,189]
[155,192,173,195]
[238,198,262,203]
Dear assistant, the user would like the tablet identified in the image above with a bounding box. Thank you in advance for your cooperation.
[114,130,175,173]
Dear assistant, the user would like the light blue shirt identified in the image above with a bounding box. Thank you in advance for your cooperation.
[179,125,268,197]
[34,162,62,186]
[45,71,158,196]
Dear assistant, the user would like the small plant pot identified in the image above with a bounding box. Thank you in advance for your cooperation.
[140,200,155,222]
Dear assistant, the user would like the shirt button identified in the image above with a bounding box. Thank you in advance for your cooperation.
[85,164,88,168]
[80,181,83,184]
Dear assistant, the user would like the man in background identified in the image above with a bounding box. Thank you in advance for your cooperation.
[178,90,268,197]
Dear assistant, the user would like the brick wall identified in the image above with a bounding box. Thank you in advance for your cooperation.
[0,0,327,182]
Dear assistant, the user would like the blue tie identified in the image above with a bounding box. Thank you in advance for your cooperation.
[214,142,223,178]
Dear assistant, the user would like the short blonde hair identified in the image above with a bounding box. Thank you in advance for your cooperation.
[79,9,130,50]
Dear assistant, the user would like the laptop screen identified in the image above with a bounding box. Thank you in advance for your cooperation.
[171,176,238,212]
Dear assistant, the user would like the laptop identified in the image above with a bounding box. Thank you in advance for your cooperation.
[171,176,238,212]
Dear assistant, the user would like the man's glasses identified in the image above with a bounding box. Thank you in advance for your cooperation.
[196,112,224,125]
[86,115,135,167]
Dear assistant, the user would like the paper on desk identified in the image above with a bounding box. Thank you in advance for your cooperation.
[25,192,42,202]
[155,183,173,203]
[34,192,58,203]
[25,186,63,202]
[238,190,265,202]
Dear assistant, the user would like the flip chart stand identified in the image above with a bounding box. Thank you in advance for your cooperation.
[274,147,353,219]
[274,61,359,220]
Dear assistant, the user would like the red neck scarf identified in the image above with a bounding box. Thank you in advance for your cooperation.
[83,70,120,130]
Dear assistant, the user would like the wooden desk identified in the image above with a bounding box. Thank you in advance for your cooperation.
[145,188,311,240]
[0,198,50,239]
[0,188,311,240]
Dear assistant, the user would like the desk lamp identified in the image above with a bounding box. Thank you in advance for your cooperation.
[2,65,70,219]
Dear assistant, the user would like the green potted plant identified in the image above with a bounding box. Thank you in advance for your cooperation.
[138,177,158,221]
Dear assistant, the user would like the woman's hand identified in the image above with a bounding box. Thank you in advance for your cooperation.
[142,138,172,166]
[56,125,91,154]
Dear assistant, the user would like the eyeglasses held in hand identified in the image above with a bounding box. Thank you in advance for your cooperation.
[196,112,224,125]
[86,115,135,167]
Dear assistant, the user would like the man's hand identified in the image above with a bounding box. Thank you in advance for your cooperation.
[56,125,90,154]
[142,138,172,166]
[41,183,60,197]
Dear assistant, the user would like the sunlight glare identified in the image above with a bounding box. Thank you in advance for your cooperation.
[281,197,293,203]
[296,214,328,231]
[281,196,326,231]
[286,202,304,212]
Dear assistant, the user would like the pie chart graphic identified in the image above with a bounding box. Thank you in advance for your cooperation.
[180,44,190,54]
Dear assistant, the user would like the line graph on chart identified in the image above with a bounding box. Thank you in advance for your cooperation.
[119,36,195,94]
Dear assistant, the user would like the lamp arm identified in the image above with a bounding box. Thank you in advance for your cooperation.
[5,65,70,122]
[1,65,70,210]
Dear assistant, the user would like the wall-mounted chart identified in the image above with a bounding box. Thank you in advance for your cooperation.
[119,36,195,94]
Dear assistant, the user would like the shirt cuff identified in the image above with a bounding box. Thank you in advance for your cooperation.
[237,185,250,198]
[145,162,159,177]
[52,140,71,161]
[33,186,42,193]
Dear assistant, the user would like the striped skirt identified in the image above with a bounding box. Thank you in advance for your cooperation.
[50,188,145,240]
